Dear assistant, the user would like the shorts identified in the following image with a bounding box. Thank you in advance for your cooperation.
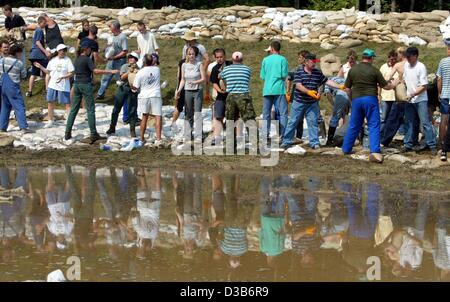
[47,88,70,104]
[225,93,256,122]
[176,89,185,113]
[138,97,162,116]
[213,98,226,119]
[440,98,450,115]
[29,58,48,76]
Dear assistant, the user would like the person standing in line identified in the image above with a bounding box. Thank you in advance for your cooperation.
[65,41,119,144]
[33,44,74,128]
[76,19,90,49]
[401,47,437,155]
[96,20,128,100]
[0,44,33,133]
[136,22,159,64]
[341,49,399,163]
[133,54,164,146]
[27,16,49,97]
[176,46,205,143]
[436,39,450,156]
[338,50,358,80]
[260,40,289,142]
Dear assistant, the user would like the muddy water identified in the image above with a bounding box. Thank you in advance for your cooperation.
[0,166,448,282]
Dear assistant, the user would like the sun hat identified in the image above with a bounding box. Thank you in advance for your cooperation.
[182,30,197,41]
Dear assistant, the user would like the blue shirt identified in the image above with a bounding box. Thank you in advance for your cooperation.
[220,64,251,94]
[219,227,248,256]
[437,57,450,100]
[324,76,348,100]
[294,67,327,103]
[29,27,46,60]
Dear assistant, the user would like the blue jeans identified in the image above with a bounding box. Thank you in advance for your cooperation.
[404,101,436,149]
[380,100,394,135]
[381,101,407,147]
[282,101,320,148]
[262,95,288,140]
[342,96,381,154]
[330,95,350,128]
[97,58,126,97]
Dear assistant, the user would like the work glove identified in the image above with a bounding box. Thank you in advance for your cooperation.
[306,90,320,100]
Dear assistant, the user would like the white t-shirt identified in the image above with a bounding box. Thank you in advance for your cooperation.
[182,61,202,91]
[137,31,159,58]
[47,56,74,92]
[404,61,428,103]
[47,202,74,237]
[133,66,161,99]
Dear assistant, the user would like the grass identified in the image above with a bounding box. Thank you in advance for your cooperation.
[21,37,446,115]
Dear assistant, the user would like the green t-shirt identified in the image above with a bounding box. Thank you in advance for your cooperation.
[345,62,388,100]
[259,215,285,257]
[260,54,289,96]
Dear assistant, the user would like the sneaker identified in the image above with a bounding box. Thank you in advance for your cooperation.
[400,146,413,153]
[43,120,54,128]
[440,150,447,162]
[311,145,321,150]
[369,153,383,163]
[65,132,72,140]
[154,139,163,147]
[25,91,32,97]
[280,143,292,150]
[89,133,106,145]
[95,95,104,101]
[21,128,35,134]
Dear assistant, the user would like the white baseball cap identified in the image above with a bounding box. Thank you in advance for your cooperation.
[232,51,243,61]
[56,44,68,52]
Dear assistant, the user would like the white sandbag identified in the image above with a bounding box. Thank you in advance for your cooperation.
[285,145,306,155]
[47,270,66,282]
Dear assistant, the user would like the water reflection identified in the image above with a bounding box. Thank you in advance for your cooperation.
[0,166,448,281]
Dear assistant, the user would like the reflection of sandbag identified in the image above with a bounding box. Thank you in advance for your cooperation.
[395,82,408,102]
[374,215,394,246]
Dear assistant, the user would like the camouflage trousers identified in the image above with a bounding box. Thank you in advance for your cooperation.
[225,93,256,122]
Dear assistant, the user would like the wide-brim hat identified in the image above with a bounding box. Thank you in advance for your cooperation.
[182,30,197,41]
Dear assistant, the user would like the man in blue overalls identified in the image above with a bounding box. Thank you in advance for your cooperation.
[0,44,33,133]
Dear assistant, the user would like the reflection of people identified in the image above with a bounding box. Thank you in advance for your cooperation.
[46,167,73,250]
[132,168,161,259]
[0,167,27,262]
[175,173,206,259]
[433,203,450,281]
[340,182,379,279]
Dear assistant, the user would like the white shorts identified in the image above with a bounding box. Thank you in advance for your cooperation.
[137,97,162,116]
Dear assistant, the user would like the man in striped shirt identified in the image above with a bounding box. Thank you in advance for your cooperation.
[220,51,256,123]
[281,53,343,150]
[439,38,450,161]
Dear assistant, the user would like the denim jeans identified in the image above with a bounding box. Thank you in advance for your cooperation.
[96,58,126,98]
[262,95,288,140]
[404,101,436,149]
[380,100,394,135]
[381,101,407,147]
[184,89,203,140]
[282,101,320,148]
[329,95,351,128]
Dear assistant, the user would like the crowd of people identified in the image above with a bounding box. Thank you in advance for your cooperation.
[0,166,448,281]
[1,5,450,163]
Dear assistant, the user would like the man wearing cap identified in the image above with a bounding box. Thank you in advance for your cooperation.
[260,40,289,142]
[220,51,256,135]
[341,49,399,163]
[106,51,140,138]
[437,38,450,161]
[281,53,343,150]
[402,47,437,155]
[96,20,128,100]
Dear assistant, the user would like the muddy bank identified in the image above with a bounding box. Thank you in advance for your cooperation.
[1,146,448,190]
